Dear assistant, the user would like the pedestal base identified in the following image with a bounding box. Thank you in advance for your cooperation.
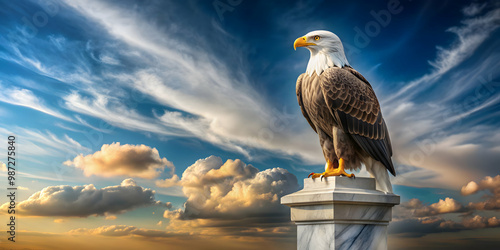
[297,222,387,250]
[281,177,399,250]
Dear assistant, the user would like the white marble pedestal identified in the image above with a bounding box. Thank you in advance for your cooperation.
[281,177,400,250]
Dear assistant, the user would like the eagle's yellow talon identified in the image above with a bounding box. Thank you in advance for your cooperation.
[308,158,354,180]
[308,172,322,179]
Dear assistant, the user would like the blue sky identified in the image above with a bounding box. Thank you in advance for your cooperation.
[0,0,499,249]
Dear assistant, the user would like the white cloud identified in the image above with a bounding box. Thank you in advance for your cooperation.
[99,54,120,65]
[60,0,322,163]
[0,178,163,217]
[0,162,6,172]
[0,84,71,121]
[397,176,500,219]
[63,91,188,137]
[385,8,500,104]
[166,156,298,220]
[0,126,89,161]
[105,215,117,220]
[440,215,500,230]
[4,0,497,191]
[161,156,299,236]
[461,175,500,196]
[419,198,464,216]
[70,225,180,238]
[461,180,480,196]
[400,197,465,217]
[54,219,66,223]
[462,2,488,16]
[155,174,180,188]
[64,142,173,179]
[59,1,500,191]
[392,175,500,237]
[462,175,500,210]
[383,6,500,188]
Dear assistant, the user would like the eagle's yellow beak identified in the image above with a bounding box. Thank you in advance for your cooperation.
[294,36,316,50]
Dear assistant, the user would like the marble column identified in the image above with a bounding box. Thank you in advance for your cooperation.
[281,176,400,250]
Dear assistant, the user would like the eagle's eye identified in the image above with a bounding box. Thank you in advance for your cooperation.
[314,35,320,41]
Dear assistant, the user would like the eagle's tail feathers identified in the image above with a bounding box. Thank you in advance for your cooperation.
[366,159,393,193]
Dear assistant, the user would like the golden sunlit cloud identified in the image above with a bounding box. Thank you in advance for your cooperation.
[70,225,182,237]
[168,156,298,219]
[406,197,465,217]
[462,175,500,210]
[391,175,500,237]
[54,219,66,223]
[64,142,173,179]
[162,156,299,238]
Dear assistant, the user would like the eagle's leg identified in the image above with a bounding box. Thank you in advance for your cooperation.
[308,158,355,180]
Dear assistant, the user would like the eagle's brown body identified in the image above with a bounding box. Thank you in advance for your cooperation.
[296,66,395,177]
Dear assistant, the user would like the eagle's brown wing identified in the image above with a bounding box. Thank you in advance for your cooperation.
[296,73,317,133]
[319,67,395,176]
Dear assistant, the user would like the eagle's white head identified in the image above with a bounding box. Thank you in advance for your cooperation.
[294,30,350,76]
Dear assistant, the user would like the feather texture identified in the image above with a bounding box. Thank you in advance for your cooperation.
[296,66,396,176]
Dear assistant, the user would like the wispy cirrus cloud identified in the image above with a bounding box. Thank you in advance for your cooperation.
[383,4,500,188]
[56,0,321,162]
[58,0,500,190]
[0,126,89,159]
[462,2,488,16]
[0,83,71,121]
[385,7,500,104]
[1,0,498,191]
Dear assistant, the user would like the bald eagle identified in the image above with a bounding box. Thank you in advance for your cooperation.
[294,30,395,193]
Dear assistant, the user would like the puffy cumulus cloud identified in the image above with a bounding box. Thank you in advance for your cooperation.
[403,198,423,209]
[64,142,173,179]
[69,225,182,238]
[155,174,180,188]
[400,175,500,217]
[390,214,500,238]
[419,198,464,216]
[162,156,299,237]
[169,156,299,220]
[0,178,163,217]
[461,181,480,195]
[400,198,465,217]
[440,215,500,230]
[469,200,500,211]
[392,175,500,238]
[389,217,448,238]
[461,175,500,195]
[0,161,6,172]
[462,175,500,210]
